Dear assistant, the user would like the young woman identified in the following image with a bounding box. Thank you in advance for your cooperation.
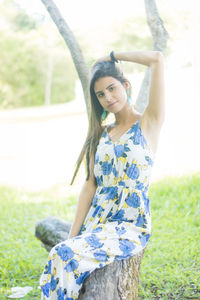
[39,50,165,299]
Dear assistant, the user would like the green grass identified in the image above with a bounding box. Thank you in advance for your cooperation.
[140,172,200,299]
[0,172,199,299]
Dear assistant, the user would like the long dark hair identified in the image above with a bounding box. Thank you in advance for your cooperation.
[70,60,132,185]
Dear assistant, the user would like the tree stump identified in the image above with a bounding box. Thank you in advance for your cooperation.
[35,216,145,300]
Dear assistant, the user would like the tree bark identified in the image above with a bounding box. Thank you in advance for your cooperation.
[78,249,145,300]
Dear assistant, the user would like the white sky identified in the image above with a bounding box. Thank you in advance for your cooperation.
[8,0,200,30]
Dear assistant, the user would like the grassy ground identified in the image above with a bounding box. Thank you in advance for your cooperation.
[0,172,199,299]
[139,172,200,299]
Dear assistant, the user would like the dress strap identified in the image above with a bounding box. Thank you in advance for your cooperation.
[106,123,115,132]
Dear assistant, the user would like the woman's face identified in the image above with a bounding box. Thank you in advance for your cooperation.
[94,76,129,113]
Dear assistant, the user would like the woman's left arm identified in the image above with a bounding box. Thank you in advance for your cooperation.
[117,51,165,125]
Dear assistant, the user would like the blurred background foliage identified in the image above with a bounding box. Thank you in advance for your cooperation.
[0,0,189,109]
[0,0,77,109]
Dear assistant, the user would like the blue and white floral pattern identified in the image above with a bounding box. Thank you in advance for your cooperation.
[39,119,155,299]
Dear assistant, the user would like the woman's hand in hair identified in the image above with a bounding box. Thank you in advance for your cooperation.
[92,55,111,68]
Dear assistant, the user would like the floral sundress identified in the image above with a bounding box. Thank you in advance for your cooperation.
[39,118,155,299]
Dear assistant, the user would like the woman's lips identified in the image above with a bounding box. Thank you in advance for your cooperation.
[108,102,116,107]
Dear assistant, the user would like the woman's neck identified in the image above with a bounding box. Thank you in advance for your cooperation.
[114,106,140,126]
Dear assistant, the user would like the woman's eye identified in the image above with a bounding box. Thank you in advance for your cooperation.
[109,87,114,91]
[98,93,103,98]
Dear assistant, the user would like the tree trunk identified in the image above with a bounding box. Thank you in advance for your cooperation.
[35,216,144,299]
[45,47,54,106]
[41,0,90,117]
[135,0,169,114]
[78,249,145,300]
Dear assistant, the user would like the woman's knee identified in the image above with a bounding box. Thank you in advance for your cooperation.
[49,241,75,263]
